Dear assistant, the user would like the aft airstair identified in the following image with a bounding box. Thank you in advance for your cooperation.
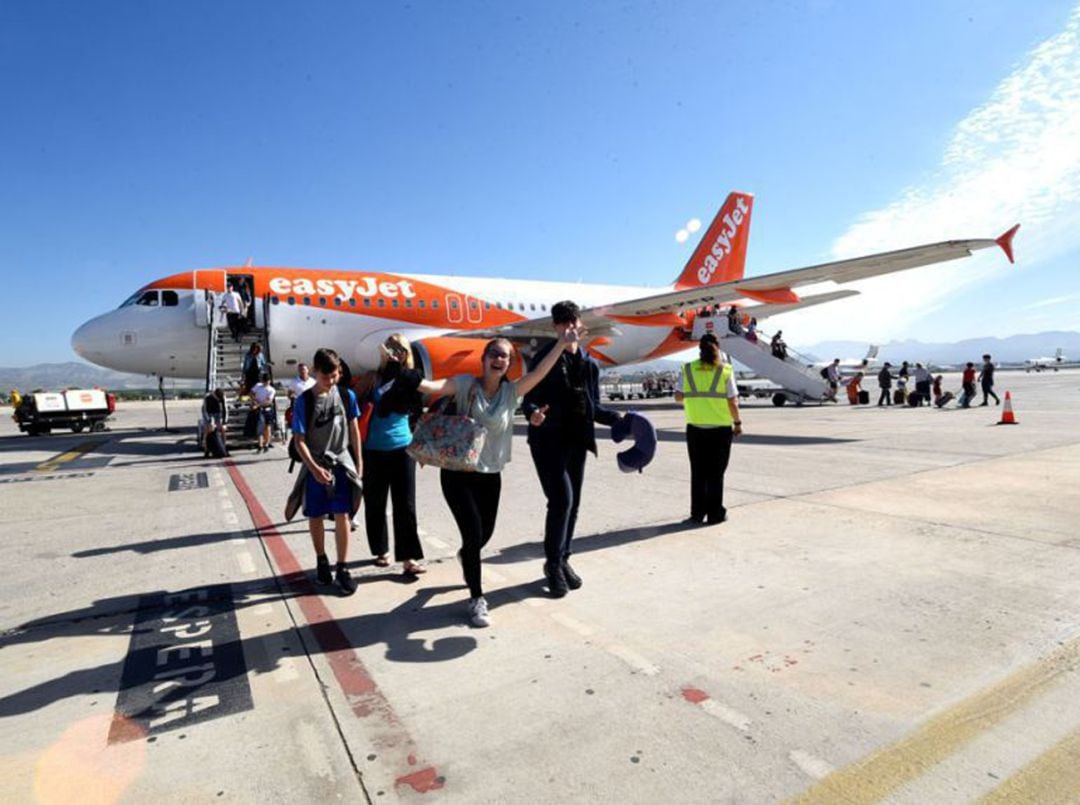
[694,315,829,405]
[200,292,274,451]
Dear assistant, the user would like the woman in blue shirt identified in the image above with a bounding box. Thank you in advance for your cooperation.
[360,334,425,575]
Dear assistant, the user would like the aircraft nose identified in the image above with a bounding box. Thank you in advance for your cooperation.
[71,315,114,365]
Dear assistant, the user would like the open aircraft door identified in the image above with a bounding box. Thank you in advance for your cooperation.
[193,269,226,327]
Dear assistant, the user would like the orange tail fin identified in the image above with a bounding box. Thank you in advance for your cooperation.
[673,191,754,290]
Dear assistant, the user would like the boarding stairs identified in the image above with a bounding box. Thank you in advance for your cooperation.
[200,294,276,452]
[694,315,830,405]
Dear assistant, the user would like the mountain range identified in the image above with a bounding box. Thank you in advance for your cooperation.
[3,330,1077,390]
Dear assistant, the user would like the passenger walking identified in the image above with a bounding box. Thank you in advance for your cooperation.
[771,331,788,360]
[877,362,893,406]
[979,354,1000,406]
[284,348,363,596]
[418,330,580,626]
[846,371,864,405]
[913,363,932,406]
[746,317,758,343]
[825,359,841,402]
[201,388,228,456]
[960,362,977,408]
[250,372,276,452]
[674,332,743,526]
[523,300,624,598]
[220,283,245,342]
[288,363,316,400]
[726,305,744,335]
[241,342,266,395]
[359,334,426,575]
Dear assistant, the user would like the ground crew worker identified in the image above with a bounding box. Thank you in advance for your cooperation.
[674,332,742,526]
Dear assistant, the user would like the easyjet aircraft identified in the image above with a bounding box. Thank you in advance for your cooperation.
[71,192,1019,381]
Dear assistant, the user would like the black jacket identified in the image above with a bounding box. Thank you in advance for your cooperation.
[522,343,620,455]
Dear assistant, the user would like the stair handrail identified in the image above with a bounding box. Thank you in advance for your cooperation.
[204,292,218,394]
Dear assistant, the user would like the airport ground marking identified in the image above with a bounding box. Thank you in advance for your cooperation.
[790,636,1080,803]
[978,726,1080,804]
[223,459,445,795]
[34,438,108,473]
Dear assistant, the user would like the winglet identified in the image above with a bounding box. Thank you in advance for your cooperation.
[673,192,754,290]
[996,224,1020,264]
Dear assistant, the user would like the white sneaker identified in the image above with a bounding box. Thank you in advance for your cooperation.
[467,596,490,628]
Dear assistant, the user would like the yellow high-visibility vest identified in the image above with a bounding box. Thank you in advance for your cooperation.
[681,360,734,426]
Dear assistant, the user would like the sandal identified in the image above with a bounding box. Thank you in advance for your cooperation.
[373,556,390,568]
[403,562,427,576]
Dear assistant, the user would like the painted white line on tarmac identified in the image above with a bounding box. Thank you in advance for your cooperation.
[236,552,257,574]
[789,749,834,780]
[700,699,753,732]
[253,603,274,616]
[606,643,660,676]
[223,511,239,526]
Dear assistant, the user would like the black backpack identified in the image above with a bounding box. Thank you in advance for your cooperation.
[819,367,830,379]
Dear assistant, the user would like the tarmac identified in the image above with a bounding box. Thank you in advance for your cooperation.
[1,370,1078,804]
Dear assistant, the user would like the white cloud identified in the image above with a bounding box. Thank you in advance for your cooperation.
[1022,291,1080,310]
[782,4,1080,343]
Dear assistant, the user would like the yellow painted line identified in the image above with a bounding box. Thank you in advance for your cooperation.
[34,439,106,473]
[790,637,1080,804]
[979,728,1080,805]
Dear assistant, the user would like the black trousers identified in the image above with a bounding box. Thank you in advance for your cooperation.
[362,447,422,561]
[226,312,244,341]
[686,425,733,523]
[440,470,501,598]
[877,387,892,405]
[981,381,1000,404]
[529,439,588,563]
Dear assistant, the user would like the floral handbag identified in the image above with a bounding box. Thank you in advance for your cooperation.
[407,386,487,471]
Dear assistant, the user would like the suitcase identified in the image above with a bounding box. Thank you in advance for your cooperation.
[243,409,260,438]
[206,429,227,458]
[858,390,870,405]
[893,389,905,405]
[936,391,954,409]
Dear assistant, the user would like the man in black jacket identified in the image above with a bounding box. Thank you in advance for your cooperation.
[523,300,623,597]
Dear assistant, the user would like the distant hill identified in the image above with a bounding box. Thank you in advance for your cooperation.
[0,362,201,392]
[798,331,1080,366]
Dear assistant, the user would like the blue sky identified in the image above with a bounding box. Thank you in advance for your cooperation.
[3,0,1079,365]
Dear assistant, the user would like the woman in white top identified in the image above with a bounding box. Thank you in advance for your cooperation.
[420,328,578,627]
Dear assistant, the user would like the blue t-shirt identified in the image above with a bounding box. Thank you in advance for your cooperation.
[291,386,360,435]
[364,381,413,451]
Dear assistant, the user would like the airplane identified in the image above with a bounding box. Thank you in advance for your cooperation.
[811,345,881,376]
[72,191,1020,386]
[1025,348,1073,372]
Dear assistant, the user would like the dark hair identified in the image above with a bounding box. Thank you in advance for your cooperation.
[699,333,721,366]
[551,300,581,325]
[312,348,341,375]
[983,354,991,360]
[260,372,270,383]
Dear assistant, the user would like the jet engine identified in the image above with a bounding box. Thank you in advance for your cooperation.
[412,336,526,381]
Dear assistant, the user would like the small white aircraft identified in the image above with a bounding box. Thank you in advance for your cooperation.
[1025,348,1073,372]
[812,345,881,376]
[71,191,1019,383]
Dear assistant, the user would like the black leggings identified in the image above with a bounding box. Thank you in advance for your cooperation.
[529,440,588,564]
[440,470,501,599]
[362,447,422,561]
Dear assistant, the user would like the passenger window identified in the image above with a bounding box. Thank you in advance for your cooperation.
[334,298,342,307]
[530,303,535,311]
[349,298,357,307]
[392,299,399,308]
[271,296,280,305]
[405,299,413,308]
[303,296,311,305]
[288,296,296,305]
[377,298,385,307]
[161,290,179,307]
[418,300,426,309]
[364,298,371,307]
[319,297,327,306]
[432,300,439,309]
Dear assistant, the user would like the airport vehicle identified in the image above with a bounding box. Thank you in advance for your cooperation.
[72,192,1019,394]
[13,389,116,435]
[1025,348,1074,372]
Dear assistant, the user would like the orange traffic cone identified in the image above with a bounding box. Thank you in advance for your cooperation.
[997,391,1018,425]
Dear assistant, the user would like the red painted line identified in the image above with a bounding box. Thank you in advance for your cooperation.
[224,460,444,793]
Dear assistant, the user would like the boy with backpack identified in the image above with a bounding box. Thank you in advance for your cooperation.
[284,348,363,595]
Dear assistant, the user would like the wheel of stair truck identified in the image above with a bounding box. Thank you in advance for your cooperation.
[71,422,85,433]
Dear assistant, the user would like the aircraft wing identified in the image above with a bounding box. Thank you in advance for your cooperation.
[453,228,1017,339]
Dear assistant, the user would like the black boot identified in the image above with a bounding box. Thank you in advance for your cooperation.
[544,561,568,598]
[561,560,582,590]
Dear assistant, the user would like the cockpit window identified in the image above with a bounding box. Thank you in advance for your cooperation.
[161,290,179,307]
[119,290,160,308]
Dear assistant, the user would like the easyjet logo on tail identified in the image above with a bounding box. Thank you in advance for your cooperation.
[673,192,754,290]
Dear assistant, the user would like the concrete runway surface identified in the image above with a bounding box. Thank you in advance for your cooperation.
[1,370,1078,803]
